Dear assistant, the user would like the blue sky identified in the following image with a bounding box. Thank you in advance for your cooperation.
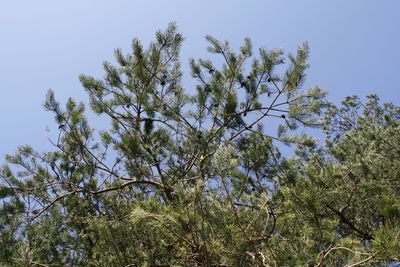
[0,0,399,159]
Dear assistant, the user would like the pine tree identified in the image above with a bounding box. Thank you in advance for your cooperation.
[0,23,398,266]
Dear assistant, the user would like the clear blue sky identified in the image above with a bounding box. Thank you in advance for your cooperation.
[1,0,399,159]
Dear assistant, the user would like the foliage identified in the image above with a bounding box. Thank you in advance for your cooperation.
[0,23,398,266]
[276,95,400,266]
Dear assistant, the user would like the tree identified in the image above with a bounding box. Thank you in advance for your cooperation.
[277,95,400,265]
[0,23,398,266]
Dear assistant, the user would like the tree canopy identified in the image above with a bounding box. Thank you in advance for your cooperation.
[1,23,399,266]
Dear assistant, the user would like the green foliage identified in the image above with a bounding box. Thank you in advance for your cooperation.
[0,23,398,266]
[277,95,400,265]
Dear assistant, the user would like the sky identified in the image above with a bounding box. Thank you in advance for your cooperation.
[0,0,399,160]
